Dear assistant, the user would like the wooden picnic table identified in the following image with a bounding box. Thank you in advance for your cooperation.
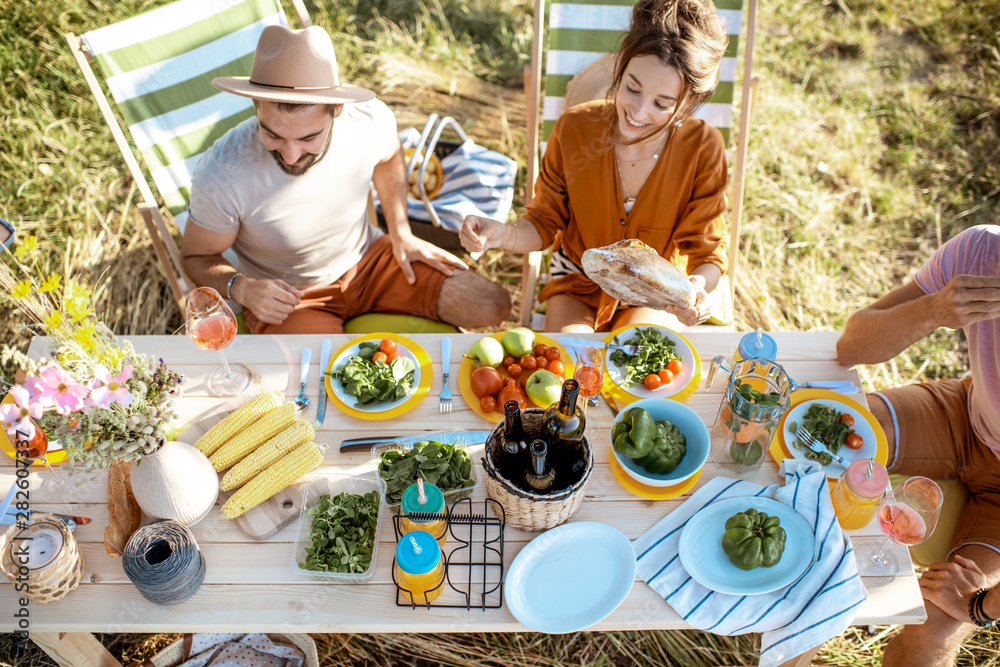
[0,331,925,666]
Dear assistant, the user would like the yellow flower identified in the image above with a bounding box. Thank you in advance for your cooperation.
[64,279,92,303]
[72,321,99,353]
[64,296,92,323]
[14,235,37,261]
[44,310,63,331]
[11,280,31,299]
[39,273,62,293]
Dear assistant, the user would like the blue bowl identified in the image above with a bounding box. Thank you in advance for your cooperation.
[611,398,710,487]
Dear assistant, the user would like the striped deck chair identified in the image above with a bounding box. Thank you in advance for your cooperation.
[520,0,759,328]
[65,0,312,310]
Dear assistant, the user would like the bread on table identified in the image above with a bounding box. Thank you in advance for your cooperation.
[105,461,142,558]
[581,239,697,310]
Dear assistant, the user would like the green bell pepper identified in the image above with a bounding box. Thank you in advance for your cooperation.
[634,420,687,474]
[612,407,657,458]
[720,508,786,570]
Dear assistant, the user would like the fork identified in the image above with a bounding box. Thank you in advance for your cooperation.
[794,424,847,468]
[294,347,312,412]
[557,336,644,356]
[439,336,452,413]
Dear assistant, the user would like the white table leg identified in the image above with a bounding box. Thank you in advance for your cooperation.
[30,632,123,667]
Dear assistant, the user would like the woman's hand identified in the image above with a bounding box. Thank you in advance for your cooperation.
[460,215,510,253]
[919,554,990,623]
[670,275,712,326]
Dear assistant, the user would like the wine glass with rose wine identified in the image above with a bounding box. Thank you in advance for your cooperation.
[185,287,252,396]
[9,421,75,498]
[855,476,943,577]
[573,346,604,440]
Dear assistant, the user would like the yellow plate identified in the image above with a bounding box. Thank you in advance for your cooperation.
[1,393,69,466]
[458,333,575,423]
[608,446,702,500]
[602,324,702,408]
[768,388,888,480]
[325,333,431,421]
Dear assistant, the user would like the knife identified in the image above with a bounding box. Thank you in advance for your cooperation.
[315,338,332,427]
[340,430,493,453]
[1,507,90,528]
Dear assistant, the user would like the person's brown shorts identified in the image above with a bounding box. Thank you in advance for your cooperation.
[244,235,447,334]
[874,378,1000,557]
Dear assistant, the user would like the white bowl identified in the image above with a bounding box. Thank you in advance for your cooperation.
[610,398,710,487]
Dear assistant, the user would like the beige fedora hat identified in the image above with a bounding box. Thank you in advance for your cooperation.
[213,25,375,105]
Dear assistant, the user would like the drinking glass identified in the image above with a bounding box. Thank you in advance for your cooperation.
[855,476,943,577]
[7,422,75,499]
[185,287,252,396]
[573,346,603,440]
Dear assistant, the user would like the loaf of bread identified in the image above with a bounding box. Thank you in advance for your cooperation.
[581,239,696,310]
[105,461,142,558]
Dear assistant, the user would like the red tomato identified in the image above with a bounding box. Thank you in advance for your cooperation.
[533,344,548,357]
[501,355,517,369]
[506,363,523,379]
[385,350,399,365]
[838,413,855,428]
[479,396,497,413]
[519,375,530,392]
[535,356,549,369]
[643,374,662,391]
[469,366,503,398]
[519,354,537,371]
[379,338,397,355]
[548,360,565,376]
[545,346,561,361]
[667,359,683,375]
[845,433,864,449]
[372,351,388,364]
[657,369,674,384]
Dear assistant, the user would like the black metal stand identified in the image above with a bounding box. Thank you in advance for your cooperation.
[391,497,505,610]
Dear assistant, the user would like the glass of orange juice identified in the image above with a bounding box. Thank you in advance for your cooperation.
[831,458,888,530]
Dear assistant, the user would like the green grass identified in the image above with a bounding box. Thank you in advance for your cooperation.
[1,0,999,664]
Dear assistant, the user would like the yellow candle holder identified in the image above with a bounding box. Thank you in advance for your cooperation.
[0,513,85,603]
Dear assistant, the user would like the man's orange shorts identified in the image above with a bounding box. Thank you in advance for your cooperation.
[874,378,1000,557]
[244,235,447,335]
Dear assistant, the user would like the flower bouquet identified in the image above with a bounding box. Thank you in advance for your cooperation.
[0,235,183,471]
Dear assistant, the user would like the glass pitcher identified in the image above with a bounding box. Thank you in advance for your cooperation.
[706,356,792,475]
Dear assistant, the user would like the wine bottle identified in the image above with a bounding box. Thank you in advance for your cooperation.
[501,401,528,455]
[542,378,585,443]
[524,439,556,492]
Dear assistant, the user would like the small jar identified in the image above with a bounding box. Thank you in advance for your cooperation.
[399,481,447,547]
[832,459,889,530]
[394,530,446,605]
[734,330,778,363]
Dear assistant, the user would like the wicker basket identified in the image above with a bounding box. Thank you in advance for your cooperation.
[135,633,318,667]
[0,513,84,603]
[482,408,593,532]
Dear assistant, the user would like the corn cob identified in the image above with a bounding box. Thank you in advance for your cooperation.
[219,419,316,491]
[209,401,296,472]
[219,441,324,519]
[193,390,283,456]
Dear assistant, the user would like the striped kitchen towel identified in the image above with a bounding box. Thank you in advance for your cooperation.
[633,460,867,666]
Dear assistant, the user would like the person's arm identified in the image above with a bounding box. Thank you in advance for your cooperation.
[838,275,1000,366]
[459,216,545,254]
[919,554,999,624]
[180,222,303,325]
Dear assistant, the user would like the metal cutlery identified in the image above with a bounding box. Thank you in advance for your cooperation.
[794,425,848,468]
[789,379,859,394]
[558,336,643,356]
[439,336,452,413]
[315,339,331,427]
[294,347,312,411]
[340,430,492,453]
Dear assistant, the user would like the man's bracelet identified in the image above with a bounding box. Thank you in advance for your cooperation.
[969,588,995,628]
[226,272,243,301]
[510,221,519,250]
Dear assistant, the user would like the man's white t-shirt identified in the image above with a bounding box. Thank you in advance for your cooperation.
[187,100,398,290]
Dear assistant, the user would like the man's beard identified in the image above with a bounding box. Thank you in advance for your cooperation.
[268,130,332,176]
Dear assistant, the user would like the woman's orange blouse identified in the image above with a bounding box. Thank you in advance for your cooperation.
[523,99,728,330]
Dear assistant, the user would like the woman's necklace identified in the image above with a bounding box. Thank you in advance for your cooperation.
[615,140,667,210]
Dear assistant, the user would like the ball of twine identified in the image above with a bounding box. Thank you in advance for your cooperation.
[122,519,205,605]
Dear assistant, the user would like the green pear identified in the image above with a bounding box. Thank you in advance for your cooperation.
[501,327,536,357]
[525,369,563,407]
[467,336,505,367]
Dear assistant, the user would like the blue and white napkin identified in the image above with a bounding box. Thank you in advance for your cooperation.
[633,461,867,666]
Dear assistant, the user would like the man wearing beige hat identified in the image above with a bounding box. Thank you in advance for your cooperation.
[180,25,510,333]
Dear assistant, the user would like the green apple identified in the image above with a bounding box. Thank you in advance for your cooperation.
[467,336,505,367]
[525,369,563,408]
[502,327,536,357]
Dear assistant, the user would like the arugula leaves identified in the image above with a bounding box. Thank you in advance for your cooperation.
[331,341,416,406]
[378,439,475,505]
[788,403,856,465]
[608,327,680,388]
[300,491,381,574]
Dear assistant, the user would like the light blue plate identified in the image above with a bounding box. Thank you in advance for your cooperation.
[506,522,636,633]
[678,496,815,595]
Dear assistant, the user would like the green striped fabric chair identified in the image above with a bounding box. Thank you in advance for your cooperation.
[520,0,759,328]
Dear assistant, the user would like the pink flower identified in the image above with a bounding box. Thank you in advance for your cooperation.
[0,385,42,439]
[37,365,89,415]
[89,364,133,409]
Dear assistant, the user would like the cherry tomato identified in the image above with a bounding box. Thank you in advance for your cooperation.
[533,344,548,357]
[657,369,674,384]
[535,356,549,369]
[379,338,397,355]
[845,433,864,450]
[501,355,517,369]
[519,375,530,392]
[548,360,565,376]
[480,395,497,413]
[372,351,388,364]
[545,346,561,361]
[643,374,662,391]
[838,413,855,428]
[506,363,523,379]
[519,354,537,371]
[667,359,683,375]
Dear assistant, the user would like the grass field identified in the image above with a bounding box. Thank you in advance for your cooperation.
[1,0,999,664]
